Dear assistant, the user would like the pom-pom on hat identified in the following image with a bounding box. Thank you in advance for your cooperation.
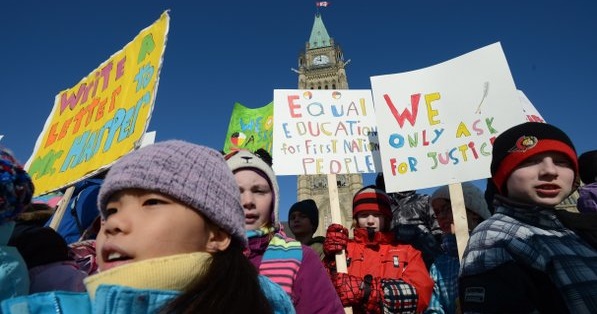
[352,186,392,219]
[490,122,578,195]
[97,140,247,246]
[578,150,597,185]
[0,148,34,224]
[225,149,279,225]
[431,182,491,219]
[288,199,319,233]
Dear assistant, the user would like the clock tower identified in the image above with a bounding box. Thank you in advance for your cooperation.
[294,13,363,237]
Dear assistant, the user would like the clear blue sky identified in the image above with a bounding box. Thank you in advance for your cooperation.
[2,1,596,221]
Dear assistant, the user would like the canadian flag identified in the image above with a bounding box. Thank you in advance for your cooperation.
[316,1,329,7]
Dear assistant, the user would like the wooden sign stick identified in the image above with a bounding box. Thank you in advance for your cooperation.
[448,183,470,261]
[48,186,76,231]
[327,173,353,314]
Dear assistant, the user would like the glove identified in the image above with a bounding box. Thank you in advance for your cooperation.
[332,273,382,312]
[324,223,349,255]
[332,272,363,307]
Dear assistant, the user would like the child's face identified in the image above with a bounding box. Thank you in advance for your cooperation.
[289,211,313,237]
[432,198,483,234]
[96,189,217,272]
[432,198,454,234]
[356,211,386,232]
[234,169,273,230]
[506,152,575,207]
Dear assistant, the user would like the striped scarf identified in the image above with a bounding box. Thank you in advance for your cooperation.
[247,227,303,295]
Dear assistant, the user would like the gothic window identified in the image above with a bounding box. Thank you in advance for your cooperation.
[332,84,336,89]
[337,175,347,187]
[312,176,328,189]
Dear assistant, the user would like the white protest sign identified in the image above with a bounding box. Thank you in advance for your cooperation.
[371,42,527,193]
[272,89,380,175]
[518,90,545,123]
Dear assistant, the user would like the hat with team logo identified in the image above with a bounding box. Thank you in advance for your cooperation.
[490,122,578,195]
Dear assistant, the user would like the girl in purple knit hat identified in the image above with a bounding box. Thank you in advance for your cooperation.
[2,141,294,314]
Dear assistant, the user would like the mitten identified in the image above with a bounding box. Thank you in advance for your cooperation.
[324,223,349,255]
[332,272,363,306]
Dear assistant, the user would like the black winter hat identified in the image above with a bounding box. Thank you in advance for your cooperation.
[490,122,578,195]
[288,199,319,233]
[578,150,597,184]
[9,227,70,269]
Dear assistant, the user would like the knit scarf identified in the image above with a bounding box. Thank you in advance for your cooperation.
[247,226,303,295]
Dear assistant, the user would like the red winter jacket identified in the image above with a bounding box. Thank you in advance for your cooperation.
[345,228,433,312]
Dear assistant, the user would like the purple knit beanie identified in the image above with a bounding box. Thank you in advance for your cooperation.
[97,140,246,246]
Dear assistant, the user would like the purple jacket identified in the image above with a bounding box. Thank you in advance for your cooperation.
[248,234,344,314]
[578,183,597,213]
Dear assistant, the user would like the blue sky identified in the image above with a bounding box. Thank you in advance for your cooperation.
[2,1,596,221]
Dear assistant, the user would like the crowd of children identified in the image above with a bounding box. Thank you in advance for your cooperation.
[1,121,596,313]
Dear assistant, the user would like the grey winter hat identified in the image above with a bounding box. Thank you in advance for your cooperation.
[98,140,246,246]
[431,182,491,220]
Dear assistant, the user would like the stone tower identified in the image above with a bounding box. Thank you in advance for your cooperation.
[295,13,363,237]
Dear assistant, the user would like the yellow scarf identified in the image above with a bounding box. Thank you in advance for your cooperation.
[84,252,212,299]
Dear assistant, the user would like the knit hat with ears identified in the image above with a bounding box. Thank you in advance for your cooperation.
[578,150,597,185]
[0,148,34,224]
[490,122,578,195]
[225,149,279,226]
[97,140,247,246]
[352,185,392,220]
[431,182,491,220]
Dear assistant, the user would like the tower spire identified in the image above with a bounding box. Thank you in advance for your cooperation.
[308,13,332,50]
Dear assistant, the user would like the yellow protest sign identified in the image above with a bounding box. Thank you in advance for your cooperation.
[26,11,170,196]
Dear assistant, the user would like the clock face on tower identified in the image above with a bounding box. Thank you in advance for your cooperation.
[313,54,330,66]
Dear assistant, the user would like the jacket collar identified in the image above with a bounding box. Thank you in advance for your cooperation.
[353,228,395,247]
[84,252,212,299]
[494,195,564,230]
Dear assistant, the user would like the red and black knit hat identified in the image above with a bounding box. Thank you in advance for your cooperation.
[491,122,578,195]
[352,185,392,219]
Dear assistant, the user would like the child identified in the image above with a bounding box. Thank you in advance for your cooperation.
[324,186,434,313]
[0,147,33,301]
[459,122,597,313]
[425,182,490,314]
[577,149,597,213]
[9,226,87,293]
[288,199,325,260]
[375,173,442,269]
[225,149,344,314]
[2,140,294,314]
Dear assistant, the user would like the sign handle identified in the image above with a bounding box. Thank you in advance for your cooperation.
[48,186,76,230]
[327,174,353,314]
[448,183,470,261]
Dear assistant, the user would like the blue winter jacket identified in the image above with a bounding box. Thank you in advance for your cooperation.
[1,253,295,314]
[1,276,294,314]
[0,222,29,302]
